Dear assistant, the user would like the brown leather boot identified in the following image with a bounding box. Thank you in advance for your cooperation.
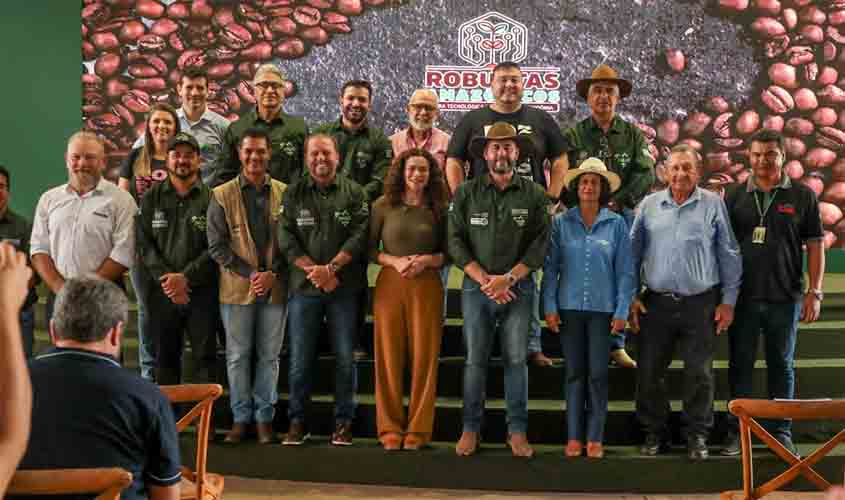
[256,422,276,445]
[224,423,247,444]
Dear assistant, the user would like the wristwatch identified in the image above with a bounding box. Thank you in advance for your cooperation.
[808,288,824,301]
[327,262,340,274]
[505,271,517,284]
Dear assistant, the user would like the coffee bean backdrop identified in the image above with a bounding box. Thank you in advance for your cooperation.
[78,0,845,250]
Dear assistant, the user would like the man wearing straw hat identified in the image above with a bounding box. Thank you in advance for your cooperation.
[449,122,551,458]
[564,63,656,369]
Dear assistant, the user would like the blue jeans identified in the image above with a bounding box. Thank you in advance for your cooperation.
[728,300,801,438]
[20,306,34,359]
[220,302,286,424]
[130,265,155,381]
[527,272,543,354]
[461,276,532,434]
[440,265,451,322]
[561,310,611,443]
[287,290,359,425]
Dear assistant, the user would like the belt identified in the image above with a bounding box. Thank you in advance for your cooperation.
[647,287,718,302]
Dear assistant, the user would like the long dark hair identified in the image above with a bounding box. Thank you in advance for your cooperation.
[133,103,180,177]
[383,148,448,221]
[565,173,612,207]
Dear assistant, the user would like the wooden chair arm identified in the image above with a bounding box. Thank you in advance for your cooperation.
[158,384,222,404]
[729,399,845,421]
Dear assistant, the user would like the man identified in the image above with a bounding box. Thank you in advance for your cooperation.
[449,122,551,458]
[0,243,32,496]
[446,61,568,368]
[314,80,392,360]
[390,89,451,169]
[630,144,742,461]
[0,166,38,357]
[208,128,287,445]
[565,64,656,369]
[278,133,369,447]
[18,277,180,500]
[137,132,217,385]
[133,68,230,185]
[30,131,136,312]
[211,64,308,187]
[721,129,825,456]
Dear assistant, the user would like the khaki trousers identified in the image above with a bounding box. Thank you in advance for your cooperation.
[373,266,443,443]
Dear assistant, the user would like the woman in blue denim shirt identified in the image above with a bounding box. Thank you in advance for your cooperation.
[541,157,635,459]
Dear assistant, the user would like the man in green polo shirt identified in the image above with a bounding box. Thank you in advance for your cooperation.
[210,64,308,187]
[313,80,393,360]
[564,64,656,369]
[449,122,551,458]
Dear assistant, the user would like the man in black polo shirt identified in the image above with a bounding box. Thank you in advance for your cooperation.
[137,133,217,385]
[18,278,181,500]
[0,166,38,358]
[722,129,825,456]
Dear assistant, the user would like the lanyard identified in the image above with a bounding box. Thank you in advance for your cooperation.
[753,189,777,226]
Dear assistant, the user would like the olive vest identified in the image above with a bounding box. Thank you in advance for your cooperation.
[212,175,287,305]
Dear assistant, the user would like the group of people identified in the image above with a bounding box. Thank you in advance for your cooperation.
[0,59,826,497]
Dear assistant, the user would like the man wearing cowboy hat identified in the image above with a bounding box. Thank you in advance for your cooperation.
[449,122,551,458]
[564,63,656,369]
[629,144,742,461]
[446,61,569,367]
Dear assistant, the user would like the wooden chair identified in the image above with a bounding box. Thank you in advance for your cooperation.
[159,384,224,500]
[8,468,132,500]
[721,398,845,500]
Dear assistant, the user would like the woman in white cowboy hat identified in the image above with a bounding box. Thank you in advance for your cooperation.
[540,157,636,459]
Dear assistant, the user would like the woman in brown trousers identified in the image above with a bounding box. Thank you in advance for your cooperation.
[369,148,449,451]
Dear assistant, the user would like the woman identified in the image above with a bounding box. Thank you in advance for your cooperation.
[118,103,180,381]
[369,148,448,451]
[541,157,635,459]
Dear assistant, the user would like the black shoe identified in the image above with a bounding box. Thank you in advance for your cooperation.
[720,432,741,456]
[352,347,368,361]
[640,433,663,456]
[688,435,709,461]
[774,434,798,456]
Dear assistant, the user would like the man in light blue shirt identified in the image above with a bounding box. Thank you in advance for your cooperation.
[133,68,229,185]
[629,144,742,461]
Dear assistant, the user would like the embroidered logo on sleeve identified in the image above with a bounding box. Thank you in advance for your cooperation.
[469,212,489,226]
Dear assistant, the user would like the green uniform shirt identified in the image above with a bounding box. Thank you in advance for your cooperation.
[564,116,655,209]
[312,119,392,202]
[278,175,369,295]
[213,109,308,187]
[136,178,217,289]
[0,208,38,308]
[449,173,550,276]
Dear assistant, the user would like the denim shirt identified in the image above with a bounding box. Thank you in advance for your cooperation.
[541,207,635,320]
[631,187,743,305]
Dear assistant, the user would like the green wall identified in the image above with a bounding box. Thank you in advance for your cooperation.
[0,2,81,219]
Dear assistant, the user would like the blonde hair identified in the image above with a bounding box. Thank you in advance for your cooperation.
[67,130,105,153]
[253,63,284,83]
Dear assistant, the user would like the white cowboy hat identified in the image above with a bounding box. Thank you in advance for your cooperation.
[563,157,621,193]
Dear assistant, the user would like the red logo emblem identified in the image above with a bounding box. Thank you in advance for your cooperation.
[777,204,796,215]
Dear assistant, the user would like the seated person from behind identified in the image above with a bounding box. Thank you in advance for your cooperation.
[15,277,181,500]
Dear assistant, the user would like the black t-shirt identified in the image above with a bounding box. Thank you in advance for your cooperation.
[17,348,181,500]
[446,105,569,188]
[725,179,823,303]
[120,147,168,201]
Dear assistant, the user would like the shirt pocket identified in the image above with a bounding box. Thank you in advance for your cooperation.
[83,208,113,241]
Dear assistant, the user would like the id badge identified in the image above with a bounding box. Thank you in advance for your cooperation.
[752,226,767,244]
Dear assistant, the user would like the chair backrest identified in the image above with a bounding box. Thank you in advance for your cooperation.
[158,384,223,500]
[8,468,132,500]
[729,399,845,421]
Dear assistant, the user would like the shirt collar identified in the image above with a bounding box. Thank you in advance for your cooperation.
[64,178,109,196]
[746,172,792,192]
[658,186,702,208]
[306,174,339,192]
[568,206,615,225]
[162,176,203,196]
[333,117,369,135]
[178,106,213,125]
[481,172,521,191]
[35,347,121,368]
[238,173,271,190]
[588,115,624,134]
[252,108,285,126]
[0,207,10,223]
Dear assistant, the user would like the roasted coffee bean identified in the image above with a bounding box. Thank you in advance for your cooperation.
[237,3,267,23]
[82,73,103,92]
[830,10,845,25]
[657,118,680,144]
[818,66,839,86]
[753,0,780,15]
[186,23,217,48]
[785,45,814,65]
[118,20,146,43]
[94,52,122,78]
[212,7,235,29]
[220,23,253,49]
[794,88,819,110]
[191,0,214,20]
[207,82,223,101]
[131,77,167,92]
[138,34,166,52]
[83,92,106,116]
[761,85,795,113]
[713,112,734,138]
[706,152,731,172]
[177,49,208,70]
[785,117,815,135]
[91,31,120,52]
[208,62,235,80]
[308,0,335,7]
[129,64,162,79]
[735,110,760,135]
[762,114,785,132]
[136,0,165,19]
[682,111,712,137]
[812,107,838,126]
[82,2,111,27]
[151,18,179,37]
[818,202,843,226]
[86,113,122,134]
[799,24,824,44]
[223,89,241,112]
[105,77,130,98]
[803,62,819,84]
[768,62,798,88]
[270,16,298,35]
[823,182,845,205]
[365,0,386,5]
[300,26,330,45]
[238,61,260,79]
[764,35,790,58]
[831,159,845,181]
[121,89,151,114]
[784,137,807,158]
[166,1,190,20]
[824,41,838,62]
[713,137,744,149]
[751,16,786,38]
[799,5,826,24]
[168,68,182,86]
[241,41,274,60]
[168,32,186,52]
[337,0,364,15]
[237,80,256,105]
[294,6,322,26]
[82,41,96,61]
[213,45,239,60]
[322,12,352,33]
[818,84,845,104]
[816,127,845,150]
[111,103,135,128]
[785,160,804,180]
[719,0,749,11]
[274,37,306,59]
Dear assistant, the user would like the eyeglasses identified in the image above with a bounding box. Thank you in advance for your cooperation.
[409,103,436,112]
[254,81,284,91]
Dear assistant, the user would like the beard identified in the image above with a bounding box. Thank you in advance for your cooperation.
[491,159,515,175]
[70,171,100,192]
[314,163,333,178]
[408,116,433,131]
[170,165,195,181]
[343,107,367,124]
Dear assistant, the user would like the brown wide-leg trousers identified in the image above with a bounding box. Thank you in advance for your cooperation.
[373,266,444,443]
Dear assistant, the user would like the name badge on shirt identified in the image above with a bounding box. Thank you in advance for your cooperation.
[752,226,767,244]
[152,209,168,229]
[296,209,315,227]
[512,208,529,227]
[470,212,489,226]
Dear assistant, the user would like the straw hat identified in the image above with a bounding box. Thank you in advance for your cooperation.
[576,64,632,100]
[563,157,621,193]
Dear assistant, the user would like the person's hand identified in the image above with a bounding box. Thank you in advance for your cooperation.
[629,299,647,333]
[391,255,415,275]
[490,288,516,305]
[401,255,429,279]
[160,273,190,299]
[545,313,561,334]
[611,318,626,334]
[250,271,276,296]
[305,265,333,289]
[801,292,821,323]
[321,274,339,293]
[825,485,845,500]
[0,242,32,314]
[170,292,190,305]
[481,275,511,299]
[714,303,734,335]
